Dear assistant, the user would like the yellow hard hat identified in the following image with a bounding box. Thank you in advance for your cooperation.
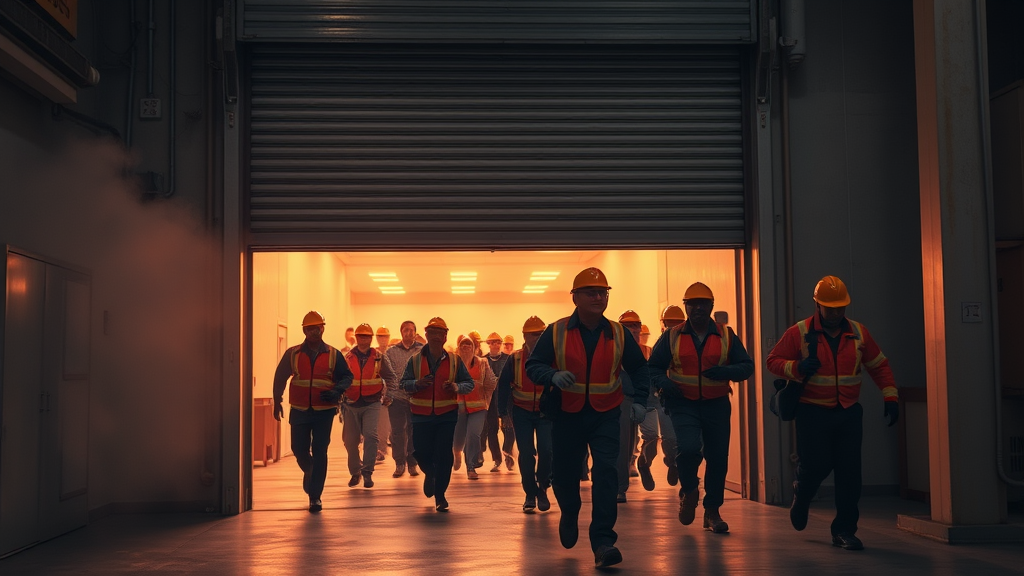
[376,326,390,337]
[486,332,503,342]
[618,310,641,324]
[813,275,851,307]
[354,323,374,336]
[683,282,715,302]
[468,330,482,342]
[571,267,611,292]
[522,316,546,334]
[302,310,326,327]
[640,324,651,335]
[426,317,449,331]
[457,335,474,347]
[503,334,515,344]
[661,304,685,321]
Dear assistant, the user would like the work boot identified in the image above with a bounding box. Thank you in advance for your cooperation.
[832,533,864,550]
[790,482,810,531]
[490,461,502,473]
[558,510,579,549]
[408,464,419,477]
[308,498,322,513]
[537,488,551,512]
[703,508,729,533]
[467,468,479,480]
[678,489,699,525]
[523,495,537,513]
[504,452,515,471]
[594,545,623,568]
[434,495,450,512]
[348,474,361,488]
[637,454,655,491]
[616,492,627,503]
[667,464,679,486]
[423,473,435,498]
[376,450,386,463]
[302,470,310,494]
[362,473,374,488]
[392,464,406,478]
[453,450,462,471]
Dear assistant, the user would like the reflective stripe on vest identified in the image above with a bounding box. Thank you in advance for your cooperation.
[798,318,865,408]
[551,318,625,413]
[344,349,383,402]
[409,352,460,415]
[458,358,486,413]
[288,345,339,410]
[511,349,542,412]
[667,322,731,400]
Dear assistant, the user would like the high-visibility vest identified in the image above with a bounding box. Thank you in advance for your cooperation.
[551,318,625,413]
[795,317,893,408]
[458,358,486,413]
[409,351,461,416]
[666,322,733,400]
[511,348,542,412]
[344,348,383,403]
[288,345,340,410]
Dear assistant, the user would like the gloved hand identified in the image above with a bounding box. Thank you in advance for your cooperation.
[319,389,341,404]
[630,403,647,425]
[884,402,899,427]
[273,400,283,421]
[797,357,821,379]
[551,371,576,390]
[702,366,731,381]
[414,374,434,391]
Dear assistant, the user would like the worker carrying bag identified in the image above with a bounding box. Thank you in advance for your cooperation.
[769,329,819,421]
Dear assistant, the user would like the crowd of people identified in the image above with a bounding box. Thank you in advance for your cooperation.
[271,268,898,567]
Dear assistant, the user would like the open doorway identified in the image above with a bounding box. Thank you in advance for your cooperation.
[249,248,746,510]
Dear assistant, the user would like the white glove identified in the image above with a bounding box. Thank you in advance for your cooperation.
[630,403,647,425]
[551,371,576,390]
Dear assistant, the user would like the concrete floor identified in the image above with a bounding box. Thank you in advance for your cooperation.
[3,435,1024,575]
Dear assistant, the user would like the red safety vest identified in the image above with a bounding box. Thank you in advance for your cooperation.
[344,348,383,403]
[666,322,733,400]
[458,358,487,413]
[551,317,625,413]
[409,351,461,416]
[288,344,340,410]
[511,348,542,412]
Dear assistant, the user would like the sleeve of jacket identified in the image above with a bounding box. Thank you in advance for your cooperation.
[722,327,755,381]
[646,331,676,391]
[858,324,898,402]
[621,332,650,407]
[453,360,475,394]
[331,350,354,394]
[766,324,806,380]
[379,351,398,392]
[481,362,498,406]
[400,356,418,393]
[272,349,293,403]
[525,325,558,387]
[497,358,514,417]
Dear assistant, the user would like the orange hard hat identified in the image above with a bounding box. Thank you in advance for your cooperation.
[683,282,715,302]
[503,335,515,344]
[486,332,503,342]
[660,305,686,321]
[457,334,474,347]
[302,310,326,327]
[376,326,390,337]
[618,310,641,324]
[813,275,851,307]
[426,317,449,331]
[571,267,611,292]
[468,330,482,342]
[522,316,546,334]
[640,324,651,335]
[354,323,374,336]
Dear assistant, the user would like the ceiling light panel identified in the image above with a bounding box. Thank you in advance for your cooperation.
[522,290,545,294]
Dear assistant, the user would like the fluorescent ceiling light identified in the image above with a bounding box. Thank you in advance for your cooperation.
[379,286,405,292]
[452,290,475,294]
[380,290,406,295]
[532,271,560,276]
[450,272,477,277]
[372,278,398,282]
[524,285,548,290]
[451,286,475,290]
[369,272,397,278]
[522,290,545,294]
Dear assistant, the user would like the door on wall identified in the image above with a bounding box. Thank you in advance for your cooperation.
[0,249,90,557]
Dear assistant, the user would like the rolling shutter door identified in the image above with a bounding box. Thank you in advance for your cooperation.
[247,44,746,248]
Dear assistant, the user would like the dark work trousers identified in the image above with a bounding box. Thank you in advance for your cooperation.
[289,407,336,500]
[794,402,864,536]
[551,406,621,551]
[668,395,731,510]
[387,399,417,467]
[481,400,515,464]
[512,406,553,497]
[413,418,458,500]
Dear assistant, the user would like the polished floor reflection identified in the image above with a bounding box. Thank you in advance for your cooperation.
[2,438,1022,574]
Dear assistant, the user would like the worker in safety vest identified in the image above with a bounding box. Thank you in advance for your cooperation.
[648,283,754,534]
[341,323,387,489]
[637,305,685,491]
[400,317,475,512]
[482,331,514,472]
[526,268,650,568]
[497,316,552,513]
[452,335,497,480]
[272,311,354,513]
[374,326,393,464]
[766,276,898,551]
[614,310,645,503]
[502,334,515,355]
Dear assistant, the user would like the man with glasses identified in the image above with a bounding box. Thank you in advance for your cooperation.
[526,268,650,568]
[648,283,754,534]
[272,311,354,513]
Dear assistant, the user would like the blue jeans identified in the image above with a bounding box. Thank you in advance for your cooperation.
[511,406,553,497]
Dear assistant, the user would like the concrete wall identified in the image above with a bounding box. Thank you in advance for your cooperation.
[0,0,219,512]
[784,0,923,489]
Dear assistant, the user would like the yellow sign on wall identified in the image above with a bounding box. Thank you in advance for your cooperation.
[32,0,78,38]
